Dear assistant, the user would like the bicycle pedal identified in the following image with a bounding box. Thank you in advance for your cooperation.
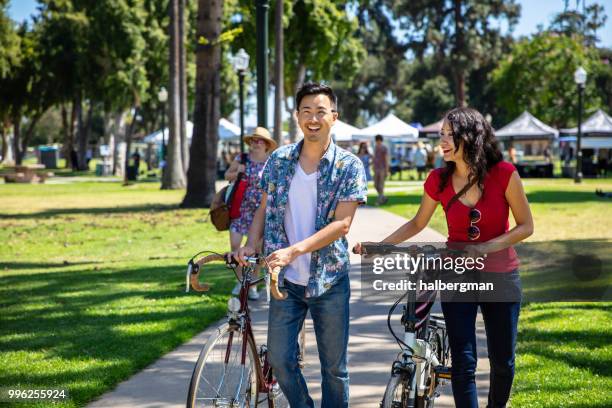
[434,365,451,379]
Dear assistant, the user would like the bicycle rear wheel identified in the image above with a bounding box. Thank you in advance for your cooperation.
[187,322,259,408]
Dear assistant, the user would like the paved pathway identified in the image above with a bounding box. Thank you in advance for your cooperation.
[88,206,491,407]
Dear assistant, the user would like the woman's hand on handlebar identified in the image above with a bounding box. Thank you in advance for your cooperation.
[233,245,257,266]
[352,242,363,255]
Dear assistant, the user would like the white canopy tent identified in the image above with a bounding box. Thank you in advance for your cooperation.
[560,109,612,137]
[495,111,559,140]
[142,118,241,143]
[352,113,418,142]
[331,119,360,142]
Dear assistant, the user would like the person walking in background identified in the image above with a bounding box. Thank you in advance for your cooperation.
[357,142,373,181]
[508,142,518,164]
[414,140,428,180]
[373,134,389,205]
[225,127,277,300]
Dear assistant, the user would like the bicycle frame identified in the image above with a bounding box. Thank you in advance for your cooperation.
[226,263,279,396]
[361,243,456,407]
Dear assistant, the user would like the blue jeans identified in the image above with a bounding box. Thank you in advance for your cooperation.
[441,301,521,408]
[267,275,350,408]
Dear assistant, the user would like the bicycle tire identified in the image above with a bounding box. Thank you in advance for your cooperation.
[267,371,289,408]
[383,371,431,408]
[186,322,259,408]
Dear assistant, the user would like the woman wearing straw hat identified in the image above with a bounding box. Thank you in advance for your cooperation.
[225,127,278,299]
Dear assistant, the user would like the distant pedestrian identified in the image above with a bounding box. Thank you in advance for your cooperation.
[132,149,141,173]
[508,143,517,164]
[373,134,389,205]
[357,142,372,181]
[414,141,428,180]
[543,146,551,163]
[70,149,79,171]
[597,150,608,177]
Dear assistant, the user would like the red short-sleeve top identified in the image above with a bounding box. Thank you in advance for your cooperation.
[424,161,519,272]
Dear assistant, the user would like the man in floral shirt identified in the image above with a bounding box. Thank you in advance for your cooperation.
[235,82,367,407]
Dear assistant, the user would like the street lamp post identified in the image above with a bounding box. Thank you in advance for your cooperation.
[574,66,587,183]
[233,49,250,155]
[157,87,168,164]
[256,0,269,128]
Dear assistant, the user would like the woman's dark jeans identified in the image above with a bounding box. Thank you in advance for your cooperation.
[441,301,520,408]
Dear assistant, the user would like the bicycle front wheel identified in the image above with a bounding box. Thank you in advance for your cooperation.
[382,372,426,408]
[187,322,259,408]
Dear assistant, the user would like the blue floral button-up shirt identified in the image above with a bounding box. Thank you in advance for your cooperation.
[259,140,368,298]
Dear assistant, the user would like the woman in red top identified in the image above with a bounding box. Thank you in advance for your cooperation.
[355,107,533,408]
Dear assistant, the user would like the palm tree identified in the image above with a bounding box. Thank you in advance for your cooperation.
[181,0,222,207]
[162,0,186,189]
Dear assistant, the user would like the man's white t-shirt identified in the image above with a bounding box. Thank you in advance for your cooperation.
[283,163,317,286]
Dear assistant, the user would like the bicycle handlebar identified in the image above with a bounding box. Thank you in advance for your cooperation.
[186,252,287,300]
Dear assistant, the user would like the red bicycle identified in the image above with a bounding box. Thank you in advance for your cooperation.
[185,251,289,408]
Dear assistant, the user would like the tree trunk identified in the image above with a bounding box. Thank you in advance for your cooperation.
[77,100,92,171]
[111,111,123,175]
[179,0,190,174]
[162,0,186,189]
[67,97,78,168]
[0,123,6,164]
[452,0,466,107]
[285,63,306,143]
[11,111,22,165]
[22,111,44,159]
[181,0,223,207]
[273,0,284,146]
[124,105,139,185]
[61,103,72,168]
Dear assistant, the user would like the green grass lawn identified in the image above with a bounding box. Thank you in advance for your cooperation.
[0,182,233,407]
[2,176,611,407]
[369,177,612,407]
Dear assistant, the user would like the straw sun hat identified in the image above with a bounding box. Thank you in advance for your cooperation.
[244,127,278,151]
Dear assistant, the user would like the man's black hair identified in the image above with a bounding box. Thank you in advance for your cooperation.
[375,134,383,142]
[295,82,337,111]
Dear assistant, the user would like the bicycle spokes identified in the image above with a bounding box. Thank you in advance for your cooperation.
[191,327,257,407]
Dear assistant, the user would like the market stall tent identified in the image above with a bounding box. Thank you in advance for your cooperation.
[560,109,612,149]
[495,111,558,141]
[331,119,360,142]
[142,118,241,143]
[419,119,444,138]
[352,113,418,142]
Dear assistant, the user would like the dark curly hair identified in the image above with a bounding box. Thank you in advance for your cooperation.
[438,107,503,195]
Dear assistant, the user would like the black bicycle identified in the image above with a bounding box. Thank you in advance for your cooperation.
[359,243,457,408]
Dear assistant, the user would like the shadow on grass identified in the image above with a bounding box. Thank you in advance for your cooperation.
[0,261,235,405]
[0,261,99,270]
[0,203,184,220]
[525,190,608,204]
[518,327,611,378]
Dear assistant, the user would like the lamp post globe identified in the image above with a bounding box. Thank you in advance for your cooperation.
[574,66,587,183]
[158,87,168,163]
[234,49,250,154]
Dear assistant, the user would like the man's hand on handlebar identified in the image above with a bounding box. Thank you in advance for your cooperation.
[352,242,363,255]
[232,245,257,266]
